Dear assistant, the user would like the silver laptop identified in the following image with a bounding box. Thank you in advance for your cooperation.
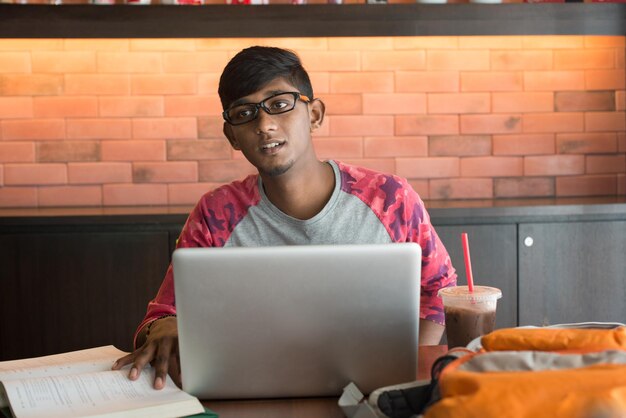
[172,243,421,400]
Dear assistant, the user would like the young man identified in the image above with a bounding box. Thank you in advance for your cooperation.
[113,46,457,389]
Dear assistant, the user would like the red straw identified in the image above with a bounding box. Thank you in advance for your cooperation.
[461,232,475,293]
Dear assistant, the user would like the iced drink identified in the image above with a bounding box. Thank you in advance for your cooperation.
[438,285,502,348]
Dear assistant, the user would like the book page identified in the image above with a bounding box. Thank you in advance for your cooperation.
[0,346,127,409]
[2,369,203,418]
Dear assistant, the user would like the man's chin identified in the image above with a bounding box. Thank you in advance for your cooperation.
[263,161,294,177]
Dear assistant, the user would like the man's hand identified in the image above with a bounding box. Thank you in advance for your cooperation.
[112,316,181,390]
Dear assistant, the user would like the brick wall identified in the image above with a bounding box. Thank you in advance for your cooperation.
[0,36,624,208]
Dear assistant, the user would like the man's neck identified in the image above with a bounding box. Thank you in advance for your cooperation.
[261,160,335,220]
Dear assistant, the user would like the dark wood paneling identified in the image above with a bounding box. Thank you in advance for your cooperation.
[436,224,518,329]
[519,221,626,326]
[0,231,170,360]
[0,4,625,38]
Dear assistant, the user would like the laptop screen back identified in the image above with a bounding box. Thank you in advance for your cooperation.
[173,243,421,400]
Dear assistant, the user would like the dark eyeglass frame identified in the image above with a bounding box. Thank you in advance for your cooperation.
[222,91,311,126]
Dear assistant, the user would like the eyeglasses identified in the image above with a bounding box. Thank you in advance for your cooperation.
[222,92,310,126]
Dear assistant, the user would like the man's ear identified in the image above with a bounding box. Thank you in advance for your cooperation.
[223,123,241,150]
[309,99,325,132]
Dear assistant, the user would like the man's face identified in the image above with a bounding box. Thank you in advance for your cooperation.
[223,78,323,178]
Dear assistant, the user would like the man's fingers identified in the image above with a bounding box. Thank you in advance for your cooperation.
[112,352,135,370]
[152,338,173,390]
[129,344,157,381]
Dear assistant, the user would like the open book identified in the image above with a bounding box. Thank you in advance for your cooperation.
[0,346,205,418]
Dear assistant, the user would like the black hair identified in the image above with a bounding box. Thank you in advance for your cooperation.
[218,46,314,110]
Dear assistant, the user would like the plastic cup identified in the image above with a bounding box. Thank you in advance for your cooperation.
[438,285,502,348]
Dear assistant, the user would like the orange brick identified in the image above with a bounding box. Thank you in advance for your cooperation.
[132,118,197,139]
[407,179,429,199]
[131,75,197,95]
[32,51,95,73]
[2,119,66,141]
[523,113,584,133]
[309,72,330,95]
[584,36,625,48]
[67,119,131,140]
[101,140,166,162]
[491,50,553,71]
[38,185,102,207]
[0,52,30,73]
[619,132,626,152]
[241,37,327,51]
[133,161,198,183]
[459,36,523,49]
[198,116,224,139]
[68,162,132,184]
[586,155,626,174]
[585,112,626,132]
[167,139,231,161]
[130,39,196,51]
[163,51,230,73]
[195,38,264,51]
[524,71,585,92]
[396,71,459,93]
[556,175,617,197]
[363,93,426,115]
[33,97,98,118]
[361,51,426,71]
[97,52,162,73]
[0,39,62,51]
[554,50,615,70]
[522,36,584,49]
[0,97,33,119]
[461,114,522,135]
[319,94,362,115]
[492,92,553,113]
[63,39,129,51]
[329,37,394,50]
[427,50,490,71]
[396,157,459,179]
[330,116,394,136]
[585,70,626,90]
[460,72,523,92]
[461,156,523,177]
[557,133,617,154]
[0,142,35,163]
[64,74,130,96]
[99,96,164,117]
[0,74,64,96]
[164,96,222,117]
[555,91,615,112]
[342,158,395,174]
[312,137,363,159]
[393,37,458,50]
[493,134,555,156]
[618,174,625,196]
[37,141,99,162]
[428,93,490,114]
[429,135,491,157]
[524,155,585,176]
[364,136,427,158]
[198,159,256,183]
[617,91,625,111]
[429,178,493,200]
[0,187,38,208]
[330,72,394,93]
[396,115,459,136]
[299,51,360,72]
[168,182,221,206]
[103,184,168,206]
[494,177,555,198]
[4,163,67,185]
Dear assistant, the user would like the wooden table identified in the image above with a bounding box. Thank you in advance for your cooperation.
[202,345,448,418]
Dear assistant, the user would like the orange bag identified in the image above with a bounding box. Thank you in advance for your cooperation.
[425,326,626,418]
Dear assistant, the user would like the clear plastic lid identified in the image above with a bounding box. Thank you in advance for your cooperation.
[438,285,502,302]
